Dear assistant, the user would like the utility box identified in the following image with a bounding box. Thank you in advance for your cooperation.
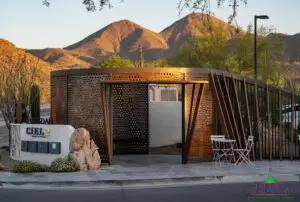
[49,142,61,154]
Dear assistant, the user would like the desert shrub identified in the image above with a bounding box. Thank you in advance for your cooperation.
[13,160,47,173]
[48,156,79,173]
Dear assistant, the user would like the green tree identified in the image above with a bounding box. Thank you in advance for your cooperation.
[92,54,133,68]
[170,23,287,88]
[170,23,228,70]
[228,24,287,86]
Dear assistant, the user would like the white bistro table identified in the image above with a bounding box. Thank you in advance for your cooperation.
[211,138,236,166]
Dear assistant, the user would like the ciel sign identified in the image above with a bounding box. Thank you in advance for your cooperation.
[26,127,50,137]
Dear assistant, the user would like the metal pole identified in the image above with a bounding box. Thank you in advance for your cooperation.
[254,16,257,80]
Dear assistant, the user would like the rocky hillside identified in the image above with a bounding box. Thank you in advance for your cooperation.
[160,12,241,57]
[25,13,241,68]
[0,38,64,102]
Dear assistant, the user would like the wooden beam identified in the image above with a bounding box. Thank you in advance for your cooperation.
[215,75,235,139]
[255,81,262,160]
[243,79,255,160]
[100,84,112,165]
[209,73,230,138]
[232,78,247,146]
[99,80,209,84]
[187,84,196,136]
[221,74,241,148]
[266,85,272,160]
[185,83,205,161]
[243,79,253,136]
[279,90,283,161]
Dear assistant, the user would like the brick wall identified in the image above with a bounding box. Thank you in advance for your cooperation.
[185,74,215,161]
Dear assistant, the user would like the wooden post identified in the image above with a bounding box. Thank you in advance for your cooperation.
[243,79,254,160]
[215,75,235,139]
[255,81,262,160]
[222,74,241,148]
[185,84,205,161]
[209,73,230,138]
[291,93,295,160]
[182,84,186,164]
[232,78,247,146]
[100,84,112,165]
[279,90,283,160]
[187,84,196,136]
[266,85,272,160]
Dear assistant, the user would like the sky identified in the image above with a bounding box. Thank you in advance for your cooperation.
[0,0,299,49]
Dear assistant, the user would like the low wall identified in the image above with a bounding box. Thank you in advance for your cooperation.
[10,124,74,165]
[149,102,182,147]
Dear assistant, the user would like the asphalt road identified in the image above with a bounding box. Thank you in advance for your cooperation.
[0,183,299,202]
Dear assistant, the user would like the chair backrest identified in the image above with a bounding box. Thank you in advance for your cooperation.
[210,135,225,141]
[246,136,254,150]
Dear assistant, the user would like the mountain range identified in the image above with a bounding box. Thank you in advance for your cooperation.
[24,12,242,68]
[2,12,300,69]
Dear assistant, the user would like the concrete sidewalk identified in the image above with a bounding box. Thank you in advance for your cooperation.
[0,159,300,187]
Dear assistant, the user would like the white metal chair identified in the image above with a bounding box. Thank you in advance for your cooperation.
[234,136,254,166]
[210,135,225,162]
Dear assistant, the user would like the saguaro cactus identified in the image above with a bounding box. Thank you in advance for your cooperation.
[139,44,144,68]
[30,85,41,124]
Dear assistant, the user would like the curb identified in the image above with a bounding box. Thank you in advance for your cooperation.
[0,174,299,188]
[0,176,224,186]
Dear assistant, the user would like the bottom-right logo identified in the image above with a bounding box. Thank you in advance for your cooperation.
[247,168,296,199]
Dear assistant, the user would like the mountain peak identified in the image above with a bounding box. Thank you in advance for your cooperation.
[63,18,168,63]
[113,19,139,25]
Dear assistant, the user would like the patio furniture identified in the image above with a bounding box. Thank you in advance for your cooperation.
[211,136,236,166]
[234,136,254,166]
[210,135,225,161]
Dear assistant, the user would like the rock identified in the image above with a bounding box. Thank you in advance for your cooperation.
[69,128,88,152]
[69,128,101,171]
[86,140,101,170]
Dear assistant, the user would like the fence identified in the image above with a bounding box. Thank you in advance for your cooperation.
[211,73,300,160]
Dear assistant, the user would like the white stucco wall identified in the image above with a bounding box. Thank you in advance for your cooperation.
[149,102,182,147]
[10,124,75,165]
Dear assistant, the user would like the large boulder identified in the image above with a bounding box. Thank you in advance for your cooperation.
[69,128,101,171]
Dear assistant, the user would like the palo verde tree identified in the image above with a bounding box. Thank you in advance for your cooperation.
[92,54,133,68]
[0,49,40,148]
[228,24,287,86]
[169,21,235,70]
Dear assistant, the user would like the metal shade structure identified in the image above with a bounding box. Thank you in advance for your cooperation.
[50,67,300,166]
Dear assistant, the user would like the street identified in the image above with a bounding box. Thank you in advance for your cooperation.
[0,182,299,202]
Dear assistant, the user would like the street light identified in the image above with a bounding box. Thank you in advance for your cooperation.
[254,15,269,80]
